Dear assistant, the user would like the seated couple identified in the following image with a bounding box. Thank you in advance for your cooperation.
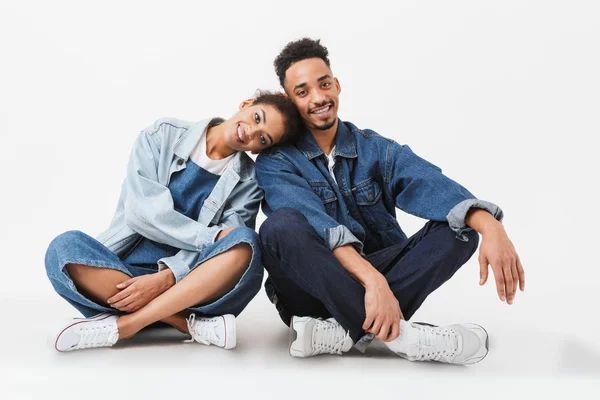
[45,38,524,365]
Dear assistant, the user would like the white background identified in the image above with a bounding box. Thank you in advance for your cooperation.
[1,0,599,398]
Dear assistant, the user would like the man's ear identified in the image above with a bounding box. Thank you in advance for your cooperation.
[334,77,342,95]
[239,99,254,110]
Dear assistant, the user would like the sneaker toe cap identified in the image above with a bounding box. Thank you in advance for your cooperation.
[453,323,489,364]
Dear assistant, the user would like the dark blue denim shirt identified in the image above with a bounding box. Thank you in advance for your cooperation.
[256,119,502,255]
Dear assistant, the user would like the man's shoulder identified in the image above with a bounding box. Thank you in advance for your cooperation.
[257,142,301,161]
[343,120,394,143]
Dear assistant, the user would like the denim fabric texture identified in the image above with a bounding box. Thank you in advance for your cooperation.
[256,119,502,255]
[260,209,478,351]
[96,118,263,282]
[46,228,263,318]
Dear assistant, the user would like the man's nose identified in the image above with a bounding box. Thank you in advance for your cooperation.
[310,90,327,106]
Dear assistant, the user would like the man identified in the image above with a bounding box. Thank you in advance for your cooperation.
[256,38,524,364]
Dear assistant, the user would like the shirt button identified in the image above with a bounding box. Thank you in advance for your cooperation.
[368,192,374,201]
[177,159,184,165]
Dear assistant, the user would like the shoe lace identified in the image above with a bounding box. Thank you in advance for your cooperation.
[77,321,118,349]
[411,324,459,362]
[311,319,350,356]
[184,314,219,345]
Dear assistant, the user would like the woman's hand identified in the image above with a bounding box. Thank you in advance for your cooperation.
[108,269,175,312]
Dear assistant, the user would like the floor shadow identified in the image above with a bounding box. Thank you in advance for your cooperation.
[558,338,600,376]
[114,324,189,349]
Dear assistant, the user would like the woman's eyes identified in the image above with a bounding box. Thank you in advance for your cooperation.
[255,112,261,124]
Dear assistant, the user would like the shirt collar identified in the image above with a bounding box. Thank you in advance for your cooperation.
[174,118,253,180]
[296,119,357,160]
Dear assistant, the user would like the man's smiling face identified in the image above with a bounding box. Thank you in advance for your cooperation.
[283,57,341,132]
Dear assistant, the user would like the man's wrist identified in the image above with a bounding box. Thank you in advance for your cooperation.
[362,269,386,289]
[466,208,502,235]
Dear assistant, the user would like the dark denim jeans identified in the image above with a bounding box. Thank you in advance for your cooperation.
[259,208,479,345]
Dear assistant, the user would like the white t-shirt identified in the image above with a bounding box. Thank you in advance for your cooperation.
[327,146,337,184]
[189,126,235,175]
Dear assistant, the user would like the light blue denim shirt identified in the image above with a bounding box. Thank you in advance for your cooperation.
[96,118,262,282]
[256,119,503,256]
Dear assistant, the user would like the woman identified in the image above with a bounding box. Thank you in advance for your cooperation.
[45,91,302,352]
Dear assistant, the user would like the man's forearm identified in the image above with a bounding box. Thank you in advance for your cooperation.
[465,208,503,235]
[332,244,382,287]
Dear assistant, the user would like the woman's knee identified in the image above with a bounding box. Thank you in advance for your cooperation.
[45,230,86,276]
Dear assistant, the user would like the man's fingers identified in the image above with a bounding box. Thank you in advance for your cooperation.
[479,257,489,286]
[494,265,506,302]
[501,260,513,304]
[387,319,400,342]
[510,261,520,303]
[376,320,391,341]
[504,262,515,304]
[371,319,383,338]
[362,314,375,331]
[517,257,525,291]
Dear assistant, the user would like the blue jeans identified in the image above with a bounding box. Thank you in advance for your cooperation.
[259,208,479,344]
[45,227,263,318]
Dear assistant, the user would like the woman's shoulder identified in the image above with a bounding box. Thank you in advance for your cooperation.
[140,117,200,139]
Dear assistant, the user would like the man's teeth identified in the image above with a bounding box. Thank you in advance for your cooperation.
[237,126,244,142]
[312,105,330,114]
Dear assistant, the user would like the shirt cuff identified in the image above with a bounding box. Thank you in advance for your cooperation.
[326,225,364,254]
[157,255,191,283]
[196,226,221,248]
[446,199,504,241]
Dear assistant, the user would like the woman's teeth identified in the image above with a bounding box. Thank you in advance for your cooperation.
[237,125,244,142]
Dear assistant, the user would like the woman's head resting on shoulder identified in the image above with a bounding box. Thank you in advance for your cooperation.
[221,91,303,154]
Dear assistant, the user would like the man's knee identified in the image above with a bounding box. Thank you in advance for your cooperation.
[464,228,480,257]
[443,226,480,275]
[259,208,308,244]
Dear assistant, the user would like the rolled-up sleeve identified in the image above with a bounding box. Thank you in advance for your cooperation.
[386,142,503,241]
[446,199,504,241]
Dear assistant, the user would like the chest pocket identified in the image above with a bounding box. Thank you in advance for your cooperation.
[309,182,337,216]
[352,179,395,230]
[354,179,382,205]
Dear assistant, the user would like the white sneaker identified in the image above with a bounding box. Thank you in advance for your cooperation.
[186,314,236,349]
[289,316,354,358]
[384,320,489,365]
[51,312,119,352]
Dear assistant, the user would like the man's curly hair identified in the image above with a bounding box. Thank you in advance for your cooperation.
[274,38,330,87]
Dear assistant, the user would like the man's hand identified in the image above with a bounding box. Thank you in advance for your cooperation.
[362,273,403,342]
[108,269,175,312]
[478,223,525,304]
